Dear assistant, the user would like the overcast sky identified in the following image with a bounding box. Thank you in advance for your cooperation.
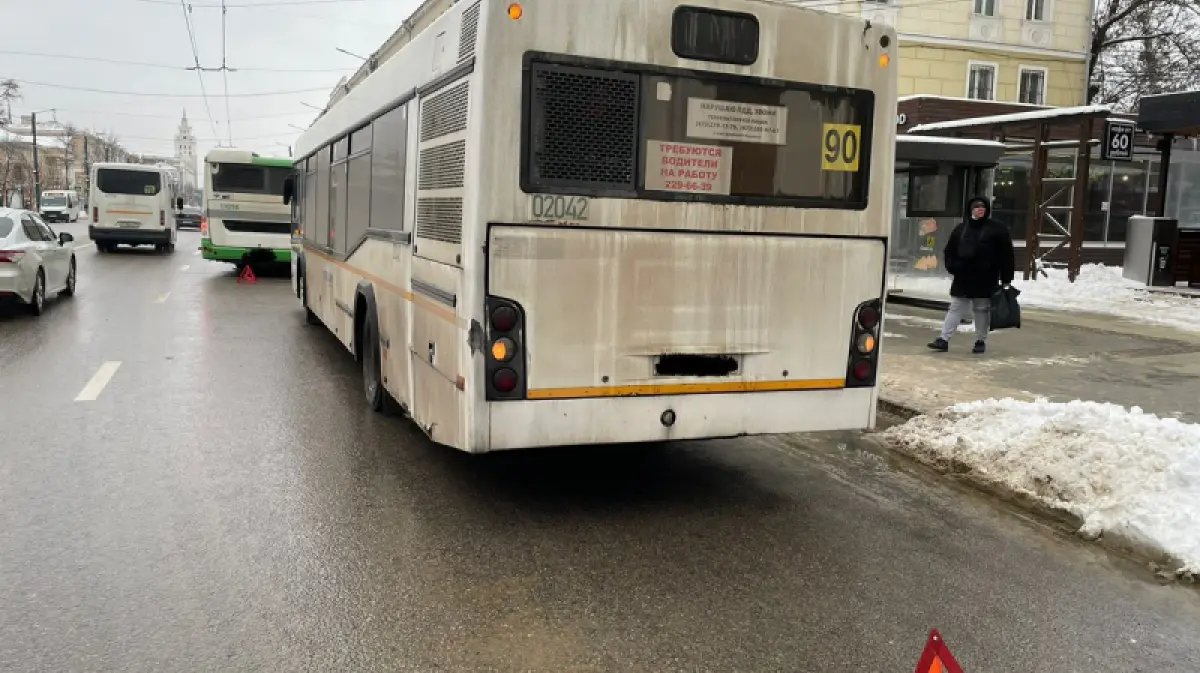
[4,0,423,165]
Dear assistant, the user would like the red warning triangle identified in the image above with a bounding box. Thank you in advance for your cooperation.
[914,630,965,673]
[237,265,258,284]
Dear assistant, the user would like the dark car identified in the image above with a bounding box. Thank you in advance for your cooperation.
[176,205,203,230]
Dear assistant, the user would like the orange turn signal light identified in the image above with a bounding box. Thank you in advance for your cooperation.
[491,337,516,362]
[879,53,890,68]
[857,333,877,354]
[507,3,523,19]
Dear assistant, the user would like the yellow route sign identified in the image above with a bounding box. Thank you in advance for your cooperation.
[821,123,862,172]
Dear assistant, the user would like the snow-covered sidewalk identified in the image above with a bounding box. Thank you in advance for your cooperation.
[882,398,1200,575]
[892,264,1200,334]
[1016,264,1200,333]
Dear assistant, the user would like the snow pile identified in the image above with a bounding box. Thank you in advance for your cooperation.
[883,397,1200,574]
[1014,264,1200,332]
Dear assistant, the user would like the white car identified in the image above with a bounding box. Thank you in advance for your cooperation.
[0,207,78,315]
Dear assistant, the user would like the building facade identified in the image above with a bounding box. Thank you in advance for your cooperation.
[1,118,134,208]
[793,0,1092,107]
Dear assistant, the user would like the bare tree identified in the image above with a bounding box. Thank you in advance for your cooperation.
[1087,0,1200,110]
[0,139,21,206]
[58,124,80,189]
[0,140,31,208]
[0,79,19,126]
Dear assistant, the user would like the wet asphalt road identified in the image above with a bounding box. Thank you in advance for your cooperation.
[2,226,1200,673]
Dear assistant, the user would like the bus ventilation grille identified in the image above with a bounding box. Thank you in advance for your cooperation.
[528,63,639,191]
[458,2,481,63]
[416,198,464,244]
[421,81,470,142]
[418,141,467,190]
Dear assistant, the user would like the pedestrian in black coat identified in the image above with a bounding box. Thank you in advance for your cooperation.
[927,196,1015,354]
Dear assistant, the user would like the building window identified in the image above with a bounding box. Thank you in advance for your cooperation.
[1018,67,1047,105]
[966,63,997,100]
[973,0,996,16]
[1025,0,1045,20]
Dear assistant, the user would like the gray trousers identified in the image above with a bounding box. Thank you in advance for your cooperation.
[941,297,991,341]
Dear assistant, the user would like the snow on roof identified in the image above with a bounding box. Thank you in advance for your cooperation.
[0,127,62,149]
[898,94,1046,109]
[897,135,1006,148]
[908,105,1113,134]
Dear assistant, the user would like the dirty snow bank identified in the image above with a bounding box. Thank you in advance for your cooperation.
[882,397,1200,574]
[1015,264,1200,333]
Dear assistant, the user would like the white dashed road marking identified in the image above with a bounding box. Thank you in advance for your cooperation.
[75,362,122,402]
[154,292,171,304]
[180,265,190,271]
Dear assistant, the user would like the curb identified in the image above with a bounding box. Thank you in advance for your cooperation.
[886,292,949,311]
[875,396,1195,585]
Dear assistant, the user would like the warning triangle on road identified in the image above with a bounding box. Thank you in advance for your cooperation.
[237,265,258,284]
[914,630,965,673]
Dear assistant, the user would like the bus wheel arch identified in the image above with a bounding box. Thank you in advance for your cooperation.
[353,283,376,364]
[354,283,387,412]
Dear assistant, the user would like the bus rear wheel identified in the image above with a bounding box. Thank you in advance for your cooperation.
[299,273,319,325]
[362,312,385,412]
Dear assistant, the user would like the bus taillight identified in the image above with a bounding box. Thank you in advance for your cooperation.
[846,298,882,388]
[200,216,208,233]
[484,296,527,400]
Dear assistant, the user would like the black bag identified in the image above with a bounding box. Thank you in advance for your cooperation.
[990,286,1021,330]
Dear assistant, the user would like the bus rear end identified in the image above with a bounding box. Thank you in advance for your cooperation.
[202,153,294,265]
[474,0,894,450]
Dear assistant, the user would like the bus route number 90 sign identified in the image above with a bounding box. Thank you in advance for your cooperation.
[821,123,862,172]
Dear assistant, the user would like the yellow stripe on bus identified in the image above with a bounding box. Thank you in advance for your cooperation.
[526,378,846,400]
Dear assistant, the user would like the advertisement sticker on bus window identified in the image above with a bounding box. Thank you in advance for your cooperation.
[685,98,787,145]
[644,140,732,195]
[821,123,862,172]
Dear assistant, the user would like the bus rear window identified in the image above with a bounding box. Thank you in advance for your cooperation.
[96,169,161,196]
[639,75,873,207]
[523,57,875,210]
[212,164,292,196]
[671,6,759,66]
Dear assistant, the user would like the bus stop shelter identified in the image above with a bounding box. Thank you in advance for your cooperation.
[887,135,1006,304]
[906,105,1114,282]
[1138,90,1200,215]
[1137,90,1200,287]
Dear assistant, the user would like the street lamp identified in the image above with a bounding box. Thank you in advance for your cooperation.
[335,47,377,73]
[29,108,55,211]
[335,47,367,61]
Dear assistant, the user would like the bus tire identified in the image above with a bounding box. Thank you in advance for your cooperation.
[299,272,319,325]
[362,310,385,412]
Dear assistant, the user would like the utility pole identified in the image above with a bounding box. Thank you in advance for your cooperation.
[31,112,40,211]
[83,134,90,199]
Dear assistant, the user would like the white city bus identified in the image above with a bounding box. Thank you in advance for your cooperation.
[287,0,896,452]
[201,148,294,267]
